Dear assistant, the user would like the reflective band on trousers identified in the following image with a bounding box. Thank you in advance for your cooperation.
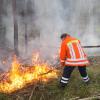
[83,76,89,80]
[62,77,69,81]
[60,77,69,84]
[61,80,68,84]
[83,78,90,82]
[83,76,90,82]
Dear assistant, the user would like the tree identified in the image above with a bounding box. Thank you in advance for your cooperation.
[0,0,6,47]
[12,0,19,56]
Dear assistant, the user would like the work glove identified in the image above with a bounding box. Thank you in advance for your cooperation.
[61,62,65,66]
[56,62,65,70]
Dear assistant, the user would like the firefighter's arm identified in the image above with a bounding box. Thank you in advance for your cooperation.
[60,42,67,66]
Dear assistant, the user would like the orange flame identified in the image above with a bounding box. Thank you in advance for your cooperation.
[0,54,58,94]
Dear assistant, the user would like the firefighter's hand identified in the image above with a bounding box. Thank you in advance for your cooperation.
[56,65,63,70]
[56,62,65,70]
[61,62,65,66]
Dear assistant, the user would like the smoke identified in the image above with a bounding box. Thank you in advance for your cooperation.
[31,0,100,56]
[1,0,100,68]
[31,0,65,59]
[3,1,14,49]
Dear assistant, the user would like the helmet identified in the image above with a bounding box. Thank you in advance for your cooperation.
[60,33,70,40]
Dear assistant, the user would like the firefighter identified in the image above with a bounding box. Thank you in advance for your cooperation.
[59,33,90,88]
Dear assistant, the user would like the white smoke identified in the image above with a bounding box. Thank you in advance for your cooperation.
[2,0,100,60]
[30,0,100,56]
[31,0,65,59]
[3,1,14,49]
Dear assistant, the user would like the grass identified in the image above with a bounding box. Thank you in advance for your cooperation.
[0,64,100,100]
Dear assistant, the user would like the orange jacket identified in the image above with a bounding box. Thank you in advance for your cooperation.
[60,36,89,66]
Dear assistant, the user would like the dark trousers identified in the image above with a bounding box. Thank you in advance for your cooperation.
[60,66,89,85]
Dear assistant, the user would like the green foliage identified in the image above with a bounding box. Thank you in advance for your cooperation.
[0,93,10,100]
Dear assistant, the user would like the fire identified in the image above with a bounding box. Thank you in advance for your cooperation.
[0,54,58,94]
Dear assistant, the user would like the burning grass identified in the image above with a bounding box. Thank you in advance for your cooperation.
[0,56,100,100]
[0,54,58,94]
[0,68,100,100]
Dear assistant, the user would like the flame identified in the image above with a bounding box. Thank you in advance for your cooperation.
[0,54,58,94]
[32,52,40,65]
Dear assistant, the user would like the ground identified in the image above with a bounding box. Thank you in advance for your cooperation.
[0,57,100,100]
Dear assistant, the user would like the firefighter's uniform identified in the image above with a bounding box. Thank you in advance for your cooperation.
[60,36,90,86]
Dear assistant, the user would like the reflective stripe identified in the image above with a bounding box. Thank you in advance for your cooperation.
[77,43,83,58]
[83,78,90,82]
[65,61,89,65]
[68,45,74,59]
[83,76,89,80]
[61,80,68,84]
[77,43,84,59]
[70,44,76,59]
[62,77,69,81]
[67,58,87,61]
[67,40,79,45]
[68,44,76,59]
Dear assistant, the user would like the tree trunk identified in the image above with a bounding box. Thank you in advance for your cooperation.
[25,23,28,54]
[0,0,6,47]
[12,0,19,56]
[24,0,28,54]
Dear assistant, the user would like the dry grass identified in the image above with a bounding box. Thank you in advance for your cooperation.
[0,57,100,100]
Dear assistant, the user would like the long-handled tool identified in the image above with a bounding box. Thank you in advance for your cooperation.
[83,45,100,48]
